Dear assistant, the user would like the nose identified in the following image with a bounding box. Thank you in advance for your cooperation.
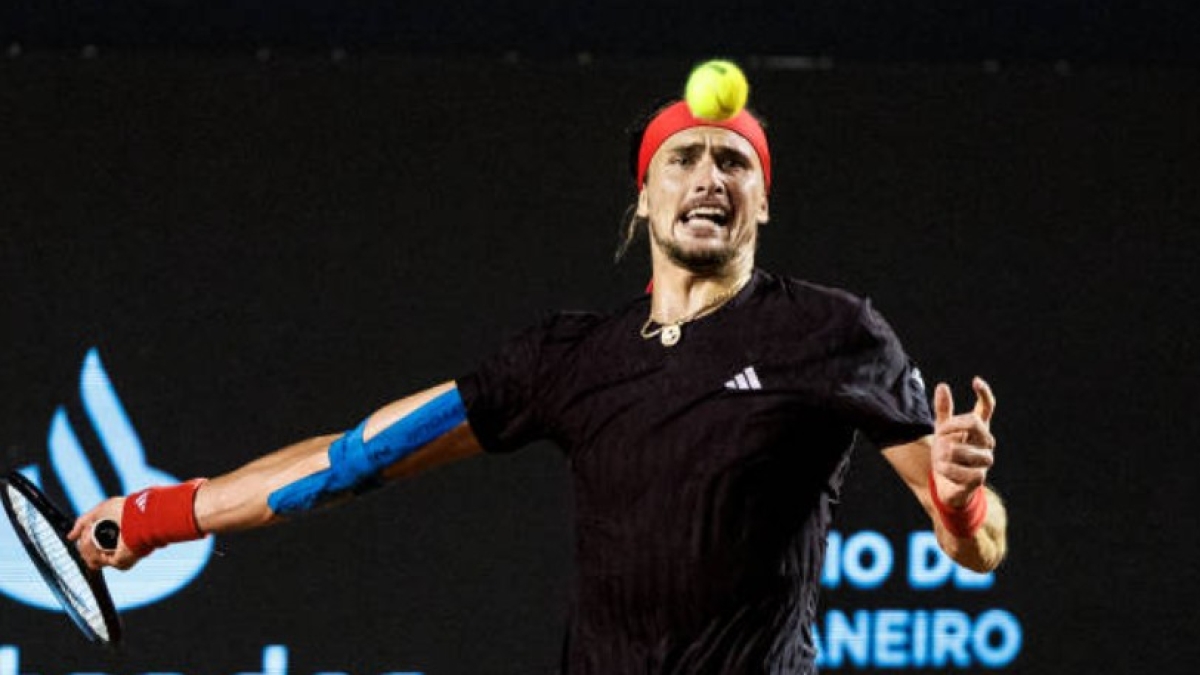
[690,153,726,196]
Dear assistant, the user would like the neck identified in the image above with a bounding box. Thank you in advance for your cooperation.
[648,257,754,323]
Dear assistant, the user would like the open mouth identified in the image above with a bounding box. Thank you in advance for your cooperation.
[678,206,732,229]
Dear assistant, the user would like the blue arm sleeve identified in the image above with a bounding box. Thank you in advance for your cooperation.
[267,388,467,516]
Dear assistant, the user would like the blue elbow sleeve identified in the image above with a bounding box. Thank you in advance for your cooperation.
[268,388,466,516]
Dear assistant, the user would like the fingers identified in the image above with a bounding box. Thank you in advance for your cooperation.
[936,446,991,477]
[930,376,997,504]
[934,443,995,472]
[972,377,997,423]
[69,498,134,571]
[936,415,996,449]
[73,518,105,569]
[78,533,137,571]
[69,511,101,549]
[934,378,998,446]
[934,383,954,425]
[931,436,994,506]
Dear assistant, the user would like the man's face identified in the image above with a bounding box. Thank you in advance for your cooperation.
[637,126,769,273]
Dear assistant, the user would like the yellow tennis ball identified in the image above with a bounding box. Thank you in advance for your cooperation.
[685,59,750,121]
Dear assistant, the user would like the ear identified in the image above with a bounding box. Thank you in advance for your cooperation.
[636,188,650,218]
[756,190,770,225]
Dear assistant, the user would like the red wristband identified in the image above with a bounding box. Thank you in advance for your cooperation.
[928,470,988,538]
[121,479,208,557]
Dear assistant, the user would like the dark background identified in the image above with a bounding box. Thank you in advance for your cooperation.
[2,1,1199,64]
[1,3,1199,674]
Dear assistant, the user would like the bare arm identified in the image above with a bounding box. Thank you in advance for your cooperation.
[69,381,483,568]
[196,381,481,531]
[882,377,1008,572]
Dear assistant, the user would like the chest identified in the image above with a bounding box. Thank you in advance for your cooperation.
[542,314,857,491]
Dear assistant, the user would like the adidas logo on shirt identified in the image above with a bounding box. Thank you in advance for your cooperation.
[725,366,762,391]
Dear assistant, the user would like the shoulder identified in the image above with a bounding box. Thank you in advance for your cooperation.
[750,270,913,356]
[496,298,646,362]
[535,301,642,343]
[751,269,872,328]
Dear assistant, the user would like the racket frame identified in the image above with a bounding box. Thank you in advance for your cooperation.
[0,470,123,646]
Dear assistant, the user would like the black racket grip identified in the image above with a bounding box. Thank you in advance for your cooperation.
[91,520,121,551]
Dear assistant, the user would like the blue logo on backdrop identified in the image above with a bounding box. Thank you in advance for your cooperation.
[0,348,213,611]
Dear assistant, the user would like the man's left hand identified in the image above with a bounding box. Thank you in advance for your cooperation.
[931,377,997,507]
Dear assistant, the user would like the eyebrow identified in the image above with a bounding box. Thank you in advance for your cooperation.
[664,142,751,158]
[665,142,706,156]
[663,142,754,168]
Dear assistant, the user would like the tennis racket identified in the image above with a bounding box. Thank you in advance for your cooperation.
[0,470,123,646]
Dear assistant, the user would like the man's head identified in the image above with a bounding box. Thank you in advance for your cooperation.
[622,101,771,275]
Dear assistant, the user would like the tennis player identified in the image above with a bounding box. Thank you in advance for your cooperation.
[71,100,1007,674]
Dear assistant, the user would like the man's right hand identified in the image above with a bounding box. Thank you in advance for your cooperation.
[68,497,143,571]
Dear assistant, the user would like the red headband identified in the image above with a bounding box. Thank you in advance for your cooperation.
[636,101,771,192]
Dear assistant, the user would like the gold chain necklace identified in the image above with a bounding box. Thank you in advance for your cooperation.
[640,275,751,347]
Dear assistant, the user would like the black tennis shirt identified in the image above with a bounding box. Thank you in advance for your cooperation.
[457,269,933,674]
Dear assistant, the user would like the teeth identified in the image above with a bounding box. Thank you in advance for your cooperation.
[685,207,728,221]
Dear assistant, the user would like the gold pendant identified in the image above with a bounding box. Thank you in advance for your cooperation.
[661,324,682,347]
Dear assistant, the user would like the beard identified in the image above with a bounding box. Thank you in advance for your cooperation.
[650,223,742,274]
[659,238,737,273]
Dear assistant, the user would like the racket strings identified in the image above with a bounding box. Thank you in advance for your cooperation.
[6,486,109,641]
